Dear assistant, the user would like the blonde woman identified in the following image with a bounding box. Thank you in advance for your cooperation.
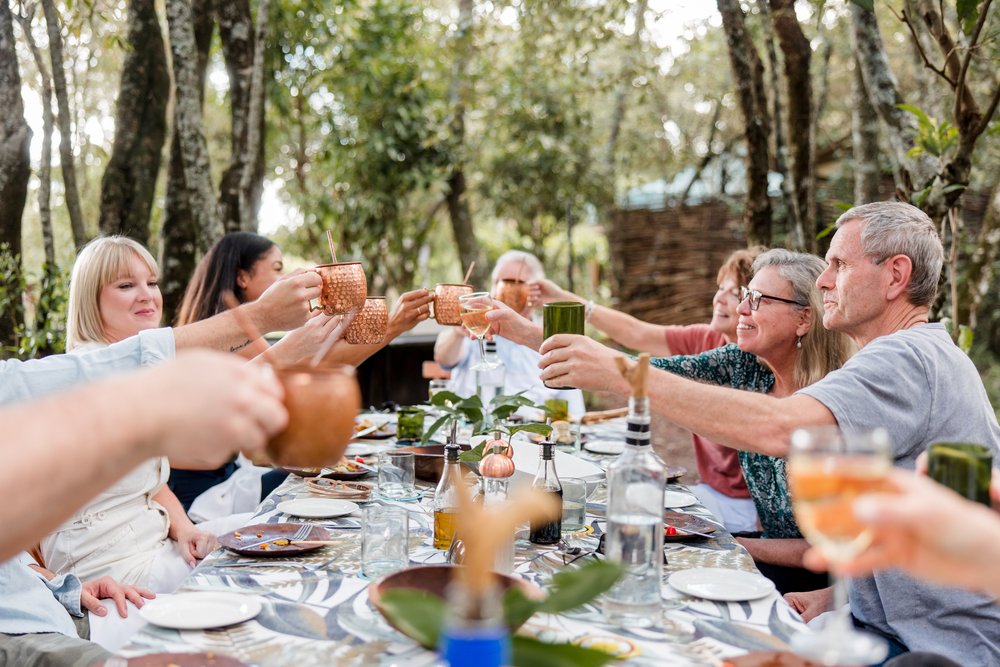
[44,237,216,593]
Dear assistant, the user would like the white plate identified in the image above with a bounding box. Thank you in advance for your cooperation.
[668,567,776,601]
[345,443,378,457]
[277,498,359,518]
[140,592,261,629]
[583,439,625,455]
[663,490,698,508]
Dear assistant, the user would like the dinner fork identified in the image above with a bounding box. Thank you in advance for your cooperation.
[240,523,312,550]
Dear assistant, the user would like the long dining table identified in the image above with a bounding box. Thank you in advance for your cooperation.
[119,416,808,666]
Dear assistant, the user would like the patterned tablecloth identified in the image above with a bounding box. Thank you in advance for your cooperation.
[122,420,808,666]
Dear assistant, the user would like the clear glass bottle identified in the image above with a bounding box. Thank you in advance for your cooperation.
[475,341,506,413]
[434,444,463,550]
[529,441,563,545]
[602,395,666,627]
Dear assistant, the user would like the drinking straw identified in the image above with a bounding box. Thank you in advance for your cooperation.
[462,261,476,285]
[326,230,338,263]
[516,256,526,282]
[222,292,274,363]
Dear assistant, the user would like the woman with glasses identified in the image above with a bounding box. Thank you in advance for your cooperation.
[648,249,854,592]
[530,248,764,534]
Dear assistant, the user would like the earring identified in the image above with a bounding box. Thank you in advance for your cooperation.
[796,336,803,349]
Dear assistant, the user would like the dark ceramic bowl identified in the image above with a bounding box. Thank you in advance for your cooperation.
[368,565,543,648]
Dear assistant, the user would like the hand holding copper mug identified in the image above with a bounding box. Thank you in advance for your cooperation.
[344,297,389,345]
[313,261,367,315]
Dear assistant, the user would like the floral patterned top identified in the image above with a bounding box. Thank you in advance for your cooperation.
[651,344,800,539]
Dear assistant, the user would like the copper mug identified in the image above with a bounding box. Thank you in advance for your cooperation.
[495,278,529,313]
[266,364,361,467]
[430,283,473,326]
[313,261,367,315]
[344,296,389,345]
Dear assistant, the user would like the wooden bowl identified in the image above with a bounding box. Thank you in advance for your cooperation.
[368,565,543,648]
[394,443,473,481]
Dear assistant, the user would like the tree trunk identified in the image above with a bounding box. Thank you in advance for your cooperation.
[958,179,1000,331]
[603,0,647,189]
[444,0,487,288]
[0,0,30,348]
[160,0,213,323]
[717,0,772,246]
[756,0,796,243]
[40,0,86,249]
[768,0,813,251]
[851,57,881,204]
[98,0,169,244]
[15,7,54,266]
[849,4,938,197]
[216,0,266,232]
[165,0,223,252]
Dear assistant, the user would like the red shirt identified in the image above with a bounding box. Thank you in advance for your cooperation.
[663,324,751,499]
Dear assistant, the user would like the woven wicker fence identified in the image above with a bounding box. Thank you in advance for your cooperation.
[607,201,746,326]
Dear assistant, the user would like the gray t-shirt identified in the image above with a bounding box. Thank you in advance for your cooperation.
[800,323,1000,662]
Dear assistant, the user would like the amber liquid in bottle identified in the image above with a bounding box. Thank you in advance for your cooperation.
[434,509,460,550]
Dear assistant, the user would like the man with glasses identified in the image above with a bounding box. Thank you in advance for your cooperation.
[533,201,1000,664]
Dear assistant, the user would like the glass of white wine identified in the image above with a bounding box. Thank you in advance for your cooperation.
[458,292,495,370]
[787,426,892,666]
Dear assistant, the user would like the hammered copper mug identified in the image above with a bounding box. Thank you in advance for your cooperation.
[344,296,389,345]
[314,261,367,315]
[266,364,361,467]
[430,283,473,326]
[495,278,529,313]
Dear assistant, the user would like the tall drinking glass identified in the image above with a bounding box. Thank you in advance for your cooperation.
[542,302,584,389]
[787,426,892,665]
[458,292,495,370]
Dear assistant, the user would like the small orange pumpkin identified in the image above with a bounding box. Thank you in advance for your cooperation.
[479,432,515,478]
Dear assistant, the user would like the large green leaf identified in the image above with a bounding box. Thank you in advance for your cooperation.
[508,423,554,438]
[538,560,624,614]
[848,0,874,11]
[957,0,980,35]
[377,589,447,649]
[459,442,487,462]
[511,636,619,667]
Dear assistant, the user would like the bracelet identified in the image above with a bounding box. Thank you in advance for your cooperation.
[585,299,595,322]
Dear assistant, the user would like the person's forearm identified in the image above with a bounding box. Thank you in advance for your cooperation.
[737,537,810,567]
[0,376,165,561]
[434,328,466,367]
[153,487,195,539]
[641,367,834,456]
[589,306,671,355]
[173,307,255,353]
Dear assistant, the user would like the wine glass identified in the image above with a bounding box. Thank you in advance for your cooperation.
[787,426,892,665]
[458,292,496,370]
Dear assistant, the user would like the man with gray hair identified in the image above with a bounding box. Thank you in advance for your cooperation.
[532,201,1000,663]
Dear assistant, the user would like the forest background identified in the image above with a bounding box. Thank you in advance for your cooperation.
[1,0,999,407]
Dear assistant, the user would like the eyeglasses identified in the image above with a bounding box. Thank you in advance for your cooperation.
[740,286,807,311]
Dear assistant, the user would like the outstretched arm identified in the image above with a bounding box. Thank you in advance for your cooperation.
[0,351,286,561]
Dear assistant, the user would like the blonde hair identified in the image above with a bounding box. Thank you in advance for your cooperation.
[66,236,160,350]
[751,249,855,388]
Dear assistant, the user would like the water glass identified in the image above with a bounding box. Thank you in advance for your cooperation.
[362,505,409,579]
[561,477,588,533]
[396,407,425,442]
[378,451,416,500]
[428,379,450,402]
[928,442,993,506]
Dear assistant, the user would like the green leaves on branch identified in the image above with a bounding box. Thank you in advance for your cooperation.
[899,104,958,158]
[424,391,553,450]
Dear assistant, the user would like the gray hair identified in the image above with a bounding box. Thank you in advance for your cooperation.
[835,202,943,307]
[491,250,545,282]
[752,248,855,388]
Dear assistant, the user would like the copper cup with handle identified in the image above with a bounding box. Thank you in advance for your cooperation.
[313,261,367,315]
[430,283,473,326]
[266,364,361,467]
[495,278,529,313]
[344,296,389,345]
